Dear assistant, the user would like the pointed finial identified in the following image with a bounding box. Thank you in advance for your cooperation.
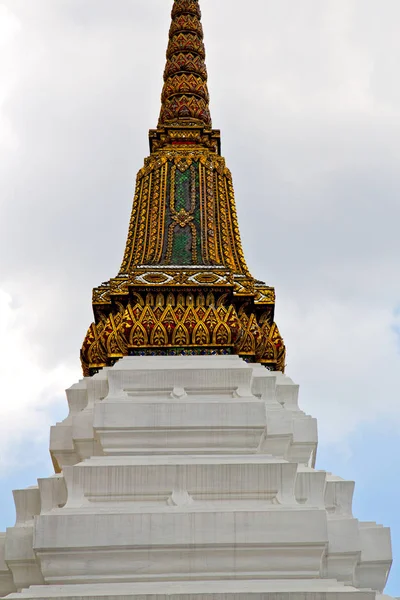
[159,0,211,128]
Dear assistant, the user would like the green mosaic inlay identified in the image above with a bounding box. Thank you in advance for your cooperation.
[175,169,191,212]
[171,224,192,264]
[195,204,201,259]
[162,161,204,265]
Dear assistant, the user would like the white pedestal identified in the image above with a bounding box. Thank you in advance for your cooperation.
[0,356,393,599]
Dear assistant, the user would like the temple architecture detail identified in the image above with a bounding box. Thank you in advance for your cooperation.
[0,1,395,600]
[80,0,285,376]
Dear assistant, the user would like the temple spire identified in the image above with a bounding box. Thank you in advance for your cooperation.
[159,0,211,128]
[80,0,286,376]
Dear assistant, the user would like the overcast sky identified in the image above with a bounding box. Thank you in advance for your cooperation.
[0,0,399,593]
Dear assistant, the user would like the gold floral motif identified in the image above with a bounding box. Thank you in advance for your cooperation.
[213,322,230,345]
[193,322,209,345]
[173,323,190,345]
[130,322,147,347]
[150,324,169,346]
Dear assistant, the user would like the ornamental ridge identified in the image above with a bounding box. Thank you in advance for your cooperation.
[80,0,286,375]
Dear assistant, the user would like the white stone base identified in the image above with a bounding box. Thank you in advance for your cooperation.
[0,356,394,599]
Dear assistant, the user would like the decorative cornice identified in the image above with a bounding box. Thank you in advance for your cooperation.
[81,289,285,377]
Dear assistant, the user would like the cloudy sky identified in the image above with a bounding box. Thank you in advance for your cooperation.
[0,0,399,593]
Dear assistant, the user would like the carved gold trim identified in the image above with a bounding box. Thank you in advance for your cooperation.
[82,290,286,377]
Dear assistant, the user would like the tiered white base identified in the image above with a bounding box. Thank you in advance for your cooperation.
[0,356,393,599]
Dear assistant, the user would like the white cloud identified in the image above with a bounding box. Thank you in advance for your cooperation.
[0,288,78,474]
[0,3,21,151]
[279,297,400,443]
[0,4,20,46]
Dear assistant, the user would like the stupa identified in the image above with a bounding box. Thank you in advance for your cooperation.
[0,1,395,599]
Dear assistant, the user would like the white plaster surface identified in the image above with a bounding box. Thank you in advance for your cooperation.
[0,356,394,599]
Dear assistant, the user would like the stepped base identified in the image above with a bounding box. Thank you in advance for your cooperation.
[0,356,394,598]
[5,580,377,600]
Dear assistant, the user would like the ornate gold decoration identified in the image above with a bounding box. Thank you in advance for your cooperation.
[81,291,285,376]
[159,0,210,127]
[255,285,276,305]
[171,0,201,18]
[118,149,251,275]
[81,0,287,376]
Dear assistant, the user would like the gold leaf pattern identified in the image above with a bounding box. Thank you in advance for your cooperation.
[82,291,286,376]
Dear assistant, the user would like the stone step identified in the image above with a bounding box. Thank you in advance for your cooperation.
[60,455,298,507]
[4,579,377,600]
[0,533,16,598]
[34,509,327,584]
[355,522,392,592]
[50,357,317,470]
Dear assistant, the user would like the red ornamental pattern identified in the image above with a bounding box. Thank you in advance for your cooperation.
[169,14,204,38]
[160,95,211,126]
[167,32,205,59]
[81,300,286,377]
[161,73,209,104]
[164,52,207,80]
[159,0,210,127]
[172,0,201,19]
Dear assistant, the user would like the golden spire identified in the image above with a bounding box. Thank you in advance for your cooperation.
[159,0,211,128]
[118,0,248,274]
[80,0,286,376]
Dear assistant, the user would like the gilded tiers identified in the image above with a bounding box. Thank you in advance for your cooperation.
[160,95,210,127]
[164,53,207,80]
[159,0,211,127]
[171,0,201,18]
[169,14,203,38]
[161,74,209,104]
[167,32,205,59]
